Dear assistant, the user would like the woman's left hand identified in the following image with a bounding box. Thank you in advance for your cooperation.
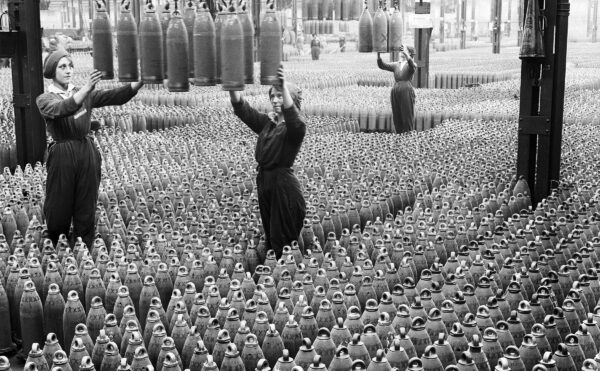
[275,64,285,90]
[276,64,295,110]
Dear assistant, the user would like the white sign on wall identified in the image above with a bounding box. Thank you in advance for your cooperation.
[412,1,433,29]
[412,13,434,28]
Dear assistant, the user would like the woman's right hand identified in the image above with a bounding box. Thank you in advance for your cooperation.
[83,70,102,92]
[72,70,102,104]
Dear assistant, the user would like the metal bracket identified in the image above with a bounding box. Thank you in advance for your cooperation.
[518,115,551,135]
[0,31,19,57]
[13,94,31,108]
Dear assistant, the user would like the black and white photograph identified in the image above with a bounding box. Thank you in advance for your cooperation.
[0,0,599,369]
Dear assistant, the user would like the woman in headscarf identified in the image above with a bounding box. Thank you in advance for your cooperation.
[36,49,143,249]
[377,45,417,133]
[229,65,307,260]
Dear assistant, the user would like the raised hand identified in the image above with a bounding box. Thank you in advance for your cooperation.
[84,70,103,92]
[275,64,285,90]
[73,70,102,104]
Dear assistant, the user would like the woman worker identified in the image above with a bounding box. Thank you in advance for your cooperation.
[229,65,307,260]
[311,34,322,60]
[377,45,417,134]
[36,49,143,249]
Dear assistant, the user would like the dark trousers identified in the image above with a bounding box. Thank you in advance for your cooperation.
[44,138,101,249]
[256,168,306,259]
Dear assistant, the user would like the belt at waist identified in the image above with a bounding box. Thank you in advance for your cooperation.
[256,165,291,172]
[52,135,94,144]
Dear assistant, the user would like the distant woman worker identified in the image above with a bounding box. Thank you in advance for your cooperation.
[311,34,322,60]
[229,65,307,260]
[36,50,143,248]
[377,45,417,133]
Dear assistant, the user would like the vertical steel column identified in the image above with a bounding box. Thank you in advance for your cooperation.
[439,0,444,43]
[454,0,459,37]
[593,0,598,42]
[71,0,76,28]
[517,0,570,204]
[413,1,431,88]
[548,0,569,185]
[516,63,541,193]
[516,0,543,200]
[589,0,593,37]
[65,0,70,25]
[506,0,511,37]
[491,0,501,53]
[470,0,476,40]
[413,28,431,88]
[79,0,85,34]
[459,0,466,48]
[532,0,556,203]
[517,0,523,45]
[8,0,46,168]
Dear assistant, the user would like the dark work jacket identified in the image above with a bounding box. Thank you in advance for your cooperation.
[36,85,137,141]
[377,58,415,83]
[232,99,306,170]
